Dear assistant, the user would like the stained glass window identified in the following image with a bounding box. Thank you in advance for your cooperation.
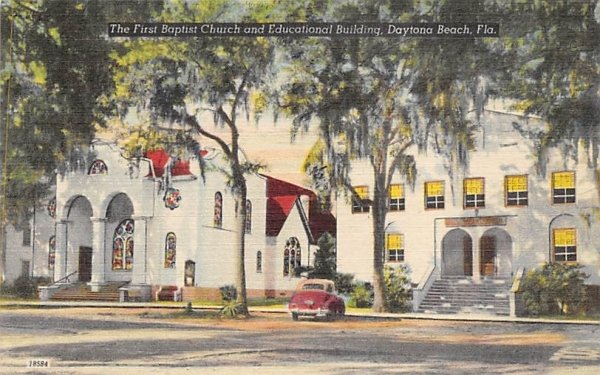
[47,197,56,218]
[88,160,108,175]
[352,186,370,213]
[256,251,262,273]
[245,200,252,233]
[464,178,485,208]
[112,219,134,270]
[283,237,301,277]
[164,232,176,268]
[506,175,528,206]
[389,184,405,211]
[214,192,223,228]
[48,236,56,270]
[425,181,445,209]
[552,171,576,204]
[553,228,577,262]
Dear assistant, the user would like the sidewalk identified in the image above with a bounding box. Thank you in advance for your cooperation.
[2,299,600,325]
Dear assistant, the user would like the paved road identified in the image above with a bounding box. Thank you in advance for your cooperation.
[1,307,599,374]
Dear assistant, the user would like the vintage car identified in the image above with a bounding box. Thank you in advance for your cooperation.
[287,279,345,321]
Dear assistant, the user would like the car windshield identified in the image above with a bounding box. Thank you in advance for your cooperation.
[302,283,325,291]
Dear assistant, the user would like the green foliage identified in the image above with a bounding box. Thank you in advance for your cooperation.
[219,285,237,302]
[334,273,355,296]
[520,262,589,316]
[219,284,242,318]
[384,265,412,312]
[220,301,243,318]
[4,276,44,299]
[308,233,337,280]
[348,282,373,308]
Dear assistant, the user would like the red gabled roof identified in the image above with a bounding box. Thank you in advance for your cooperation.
[263,175,336,241]
[143,149,193,177]
[144,149,170,177]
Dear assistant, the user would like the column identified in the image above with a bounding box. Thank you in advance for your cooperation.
[53,220,68,282]
[472,232,481,281]
[89,217,107,290]
[131,216,148,284]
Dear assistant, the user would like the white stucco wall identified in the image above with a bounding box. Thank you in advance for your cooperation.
[337,110,600,285]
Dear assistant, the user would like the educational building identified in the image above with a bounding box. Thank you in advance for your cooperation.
[337,108,600,314]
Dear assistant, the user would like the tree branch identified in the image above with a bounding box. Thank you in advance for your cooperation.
[184,113,232,159]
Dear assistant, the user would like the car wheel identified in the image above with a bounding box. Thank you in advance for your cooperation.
[338,306,345,318]
[292,312,299,321]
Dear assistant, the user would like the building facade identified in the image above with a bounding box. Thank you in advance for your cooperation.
[4,139,335,301]
[337,108,600,307]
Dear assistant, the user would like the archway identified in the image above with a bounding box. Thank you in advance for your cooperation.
[65,196,93,282]
[442,229,473,277]
[105,193,134,280]
[480,228,513,278]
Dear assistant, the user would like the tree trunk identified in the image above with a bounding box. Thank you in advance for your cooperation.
[371,171,388,312]
[232,169,249,316]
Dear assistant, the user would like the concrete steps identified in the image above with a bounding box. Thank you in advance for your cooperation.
[417,277,511,316]
[50,282,127,302]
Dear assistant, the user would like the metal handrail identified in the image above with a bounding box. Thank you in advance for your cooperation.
[51,271,78,286]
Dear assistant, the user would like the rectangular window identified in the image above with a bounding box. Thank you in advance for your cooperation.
[553,228,577,262]
[389,184,405,211]
[352,186,370,213]
[425,181,445,209]
[464,178,485,208]
[506,175,528,206]
[22,226,31,246]
[552,171,576,204]
[386,234,404,262]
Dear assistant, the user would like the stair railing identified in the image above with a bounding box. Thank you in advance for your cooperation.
[38,271,78,301]
[50,271,78,286]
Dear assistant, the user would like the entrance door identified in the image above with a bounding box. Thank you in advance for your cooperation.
[78,246,92,282]
[480,236,496,277]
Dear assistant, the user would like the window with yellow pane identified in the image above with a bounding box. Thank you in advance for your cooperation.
[386,233,404,262]
[425,181,444,209]
[464,178,485,208]
[351,186,370,213]
[553,228,577,262]
[552,171,575,204]
[389,184,405,211]
[505,175,528,206]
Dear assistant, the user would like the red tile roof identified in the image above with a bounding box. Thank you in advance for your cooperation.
[143,149,192,177]
[263,175,336,242]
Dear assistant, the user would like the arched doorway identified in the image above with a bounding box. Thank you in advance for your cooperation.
[65,196,93,282]
[442,229,473,277]
[480,228,513,278]
[105,193,134,281]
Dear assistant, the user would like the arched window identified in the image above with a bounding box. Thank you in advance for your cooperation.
[88,160,108,175]
[112,219,134,270]
[283,237,301,277]
[256,251,262,273]
[164,232,176,268]
[214,192,223,228]
[47,197,56,218]
[48,236,56,270]
[245,200,252,233]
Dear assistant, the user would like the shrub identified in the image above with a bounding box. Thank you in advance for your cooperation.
[218,285,242,318]
[11,276,38,299]
[384,264,412,312]
[520,262,589,316]
[334,272,355,296]
[348,282,373,308]
[219,285,237,302]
